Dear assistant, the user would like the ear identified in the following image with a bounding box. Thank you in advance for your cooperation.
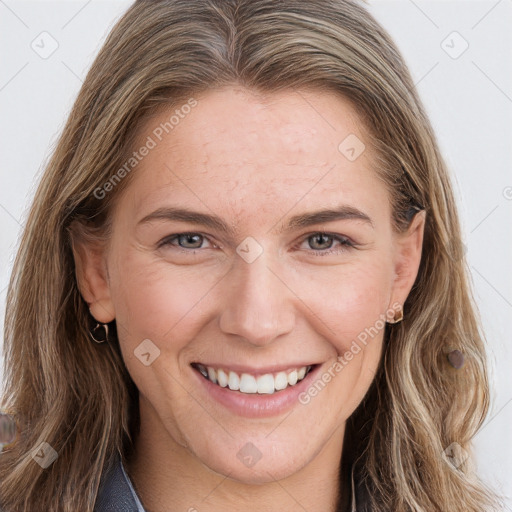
[388,210,426,312]
[70,231,116,324]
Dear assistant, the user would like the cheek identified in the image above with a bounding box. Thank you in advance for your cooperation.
[107,248,212,353]
[106,253,217,423]
[298,257,393,350]
[292,259,391,414]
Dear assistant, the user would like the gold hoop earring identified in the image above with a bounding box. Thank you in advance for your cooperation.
[387,306,404,324]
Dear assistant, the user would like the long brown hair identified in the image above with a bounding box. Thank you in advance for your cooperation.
[0,1,502,510]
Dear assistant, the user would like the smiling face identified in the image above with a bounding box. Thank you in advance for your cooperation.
[74,86,424,486]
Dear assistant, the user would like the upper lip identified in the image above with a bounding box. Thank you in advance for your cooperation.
[191,361,319,376]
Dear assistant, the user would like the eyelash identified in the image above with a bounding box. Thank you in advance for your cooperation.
[158,232,355,256]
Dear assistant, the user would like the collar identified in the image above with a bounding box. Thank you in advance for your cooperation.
[94,451,370,511]
[93,451,145,512]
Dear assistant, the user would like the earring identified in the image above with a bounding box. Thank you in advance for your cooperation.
[387,306,404,324]
[88,310,109,344]
[90,322,109,343]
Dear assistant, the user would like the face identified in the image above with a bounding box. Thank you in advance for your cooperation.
[76,86,424,484]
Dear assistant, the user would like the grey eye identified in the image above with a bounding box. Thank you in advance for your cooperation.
[176,233,204,249]
[308,233,334,250]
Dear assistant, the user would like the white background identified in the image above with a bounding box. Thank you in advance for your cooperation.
[1,0,511,506]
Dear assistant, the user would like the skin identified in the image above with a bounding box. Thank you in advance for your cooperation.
[73,86,425,512]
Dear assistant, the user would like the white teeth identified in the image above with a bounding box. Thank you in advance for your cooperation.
[274,371,288,391]
[256,374,275,394]
[207,367,217,384]
[195,364,313,394]
[228,371,240,391]
[217,369,228,387]
[239,373,258,393]
[287,369,298,386]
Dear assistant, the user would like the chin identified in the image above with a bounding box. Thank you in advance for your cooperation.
[201,444,309,485]
[180,425,323,485]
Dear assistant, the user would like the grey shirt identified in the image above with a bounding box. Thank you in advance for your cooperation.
[93,451,372,512]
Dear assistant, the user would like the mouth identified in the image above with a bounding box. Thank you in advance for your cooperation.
[191,362,318,395]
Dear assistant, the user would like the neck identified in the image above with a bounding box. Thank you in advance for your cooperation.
[126,397,347,512]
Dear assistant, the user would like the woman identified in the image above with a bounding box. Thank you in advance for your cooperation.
[0,0,503,510]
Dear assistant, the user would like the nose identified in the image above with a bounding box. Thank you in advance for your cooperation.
[218,249,295,347]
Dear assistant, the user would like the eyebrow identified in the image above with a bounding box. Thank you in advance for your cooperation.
[137,205,374,236]
[283,206,374,231]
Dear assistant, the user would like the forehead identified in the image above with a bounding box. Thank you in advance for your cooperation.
[118,86,389,227]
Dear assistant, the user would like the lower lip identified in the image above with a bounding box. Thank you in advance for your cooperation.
[191,364,322,418]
